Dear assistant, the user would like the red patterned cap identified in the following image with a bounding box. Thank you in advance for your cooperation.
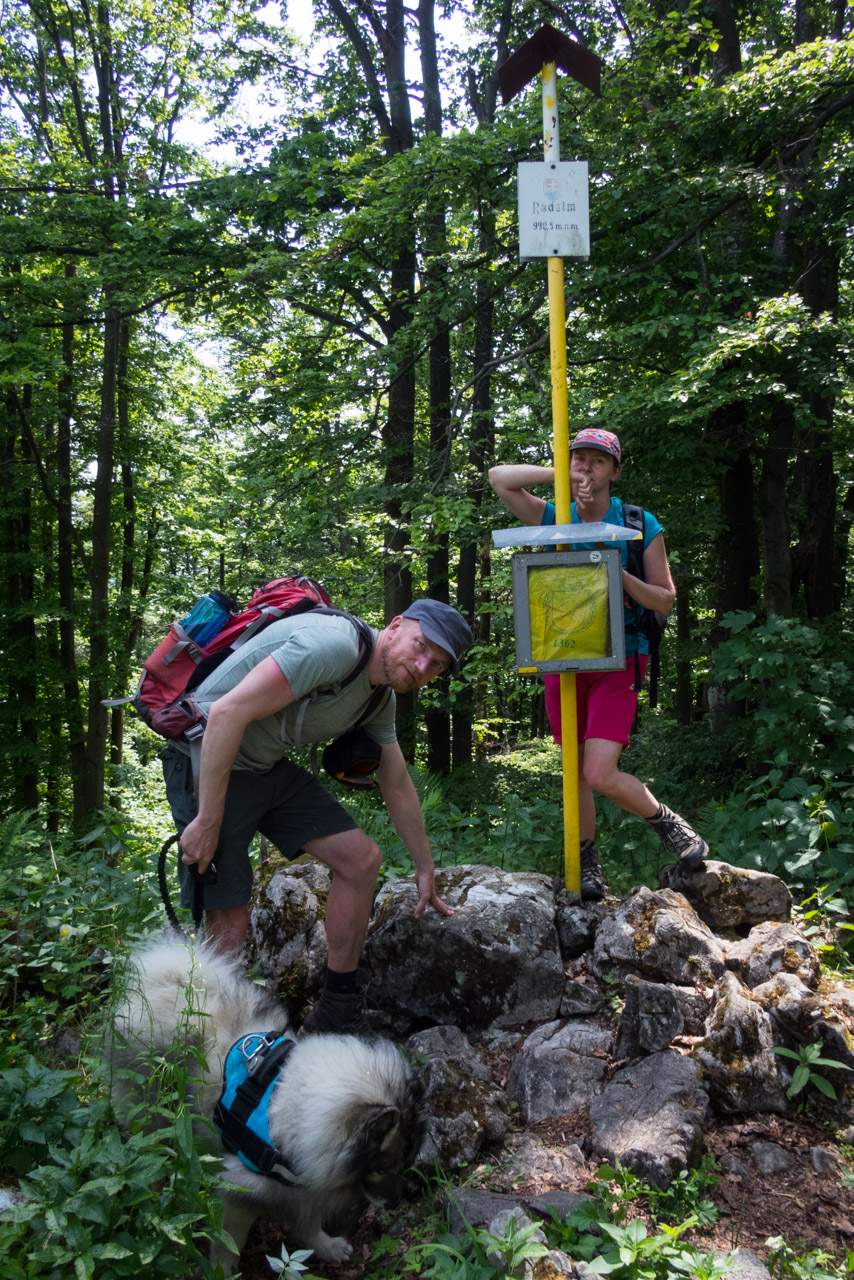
[569,428,621,463]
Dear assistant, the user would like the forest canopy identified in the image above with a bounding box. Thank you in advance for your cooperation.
[1,0,852,886]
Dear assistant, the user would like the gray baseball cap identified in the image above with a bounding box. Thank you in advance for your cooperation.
[402,600,473,675]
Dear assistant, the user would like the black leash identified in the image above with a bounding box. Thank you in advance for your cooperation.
[156,832,216,937]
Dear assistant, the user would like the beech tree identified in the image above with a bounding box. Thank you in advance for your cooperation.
[0,0,299,820]
[1,0,852,826]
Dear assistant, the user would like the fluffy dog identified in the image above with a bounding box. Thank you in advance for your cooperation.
[109,938,424,1275]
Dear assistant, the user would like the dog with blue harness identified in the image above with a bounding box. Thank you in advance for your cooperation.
[109,938,425,1276]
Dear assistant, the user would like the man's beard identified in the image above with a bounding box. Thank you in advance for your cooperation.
[381,648,418,694]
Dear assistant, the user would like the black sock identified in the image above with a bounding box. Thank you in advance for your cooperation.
[647,805,664,823]
[324,967,359,994]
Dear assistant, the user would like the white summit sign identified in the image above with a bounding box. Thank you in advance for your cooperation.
[517,160,589,260]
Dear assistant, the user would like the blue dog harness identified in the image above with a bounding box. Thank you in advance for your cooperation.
[213,1031,302,1186]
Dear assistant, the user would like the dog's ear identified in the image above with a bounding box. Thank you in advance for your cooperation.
[362,1104,400,1147]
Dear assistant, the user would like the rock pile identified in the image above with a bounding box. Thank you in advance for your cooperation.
[249,859,854,1275]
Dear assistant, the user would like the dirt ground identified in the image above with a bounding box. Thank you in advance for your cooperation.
[235,1104,854,1279]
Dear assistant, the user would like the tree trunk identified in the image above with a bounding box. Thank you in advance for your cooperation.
[82,301,119,817]
[758,399,795,617]
[109,320,134,798]
[674,576,693,726]
[56,267,87,826]
[790,237,839,620]
[707,403,756,734]
[707,0,742,84]
[3,391,39,810]
[452,2,510,768]
[419,0,452,774]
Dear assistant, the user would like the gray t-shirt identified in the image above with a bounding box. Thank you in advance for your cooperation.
[189,612,396,772]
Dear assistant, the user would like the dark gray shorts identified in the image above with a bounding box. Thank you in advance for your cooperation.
[162,745,360,910]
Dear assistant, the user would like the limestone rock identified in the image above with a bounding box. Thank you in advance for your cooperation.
[560,978,603,1018]
[694,972,789,1112]
[407,1024,510,1168]
[659,860,791,929]
[670,983,713,1035]
[810,1145,839,1174]
[591,885,726,987]
[505,1019,614,1123]
[726,921,821,990]
[445,1186,591,1237]
[718,1248,773,1279]
[752,972,821,1041]
[365,865,565,1035]
[250,861,331,1012]
[588,1050,708,1187]
[500,1133,587,1186]
[751,1141,790,1174]
[555,889,606,958]
[615,976,684,1057]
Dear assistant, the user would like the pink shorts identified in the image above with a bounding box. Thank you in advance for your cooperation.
[544,657,647,747]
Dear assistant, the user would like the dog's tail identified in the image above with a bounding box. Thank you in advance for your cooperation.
[113,937,287,1067]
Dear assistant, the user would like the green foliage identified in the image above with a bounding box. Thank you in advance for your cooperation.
[765,1235,847,1279]
[771,1041,853,1102]
[0,882,236,1278]
[0,811,164,1067]
[587,1162,649,1223]
[409,1211,549,1280]
[794,889,854,976]
[0,1055,83,1177]
[645,1156,719,1228]
[341,745,566,882]
[0,1097,231,1279]
[702,614,854,895]
[266,1242,322,1280]
[583,1215,695,1277]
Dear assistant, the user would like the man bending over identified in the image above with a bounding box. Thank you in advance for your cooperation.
[165,598,472,1033]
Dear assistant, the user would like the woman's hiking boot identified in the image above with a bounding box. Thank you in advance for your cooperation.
[647,804,708,871]
[580,839,605,901]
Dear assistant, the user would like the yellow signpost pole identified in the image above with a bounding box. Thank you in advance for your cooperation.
[540,61,579,894]
[498,25,601,895]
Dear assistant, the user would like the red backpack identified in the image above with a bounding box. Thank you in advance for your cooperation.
[111,576,377,747]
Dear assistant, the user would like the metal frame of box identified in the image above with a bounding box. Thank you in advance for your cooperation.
[512,547,626,673]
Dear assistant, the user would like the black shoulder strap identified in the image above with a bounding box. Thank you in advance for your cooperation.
[310,606,374,687]
[354,682,393,728]
[622,503,646,698]
[622,503,645,582]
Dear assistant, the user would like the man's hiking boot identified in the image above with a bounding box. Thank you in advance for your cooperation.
[299,971,371,1036]
[647,804,708,871]
[580,839,606,902]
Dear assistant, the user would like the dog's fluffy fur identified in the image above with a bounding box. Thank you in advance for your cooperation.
[110,939,424,1275]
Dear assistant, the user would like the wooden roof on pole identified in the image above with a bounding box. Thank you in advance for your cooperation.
[498,23,602,102]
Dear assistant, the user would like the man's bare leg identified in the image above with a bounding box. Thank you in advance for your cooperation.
[204,904,250,956]
[299,828,383,1033]
[304,828,383,971]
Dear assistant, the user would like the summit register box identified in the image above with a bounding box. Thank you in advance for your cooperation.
[512,547,626,673]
